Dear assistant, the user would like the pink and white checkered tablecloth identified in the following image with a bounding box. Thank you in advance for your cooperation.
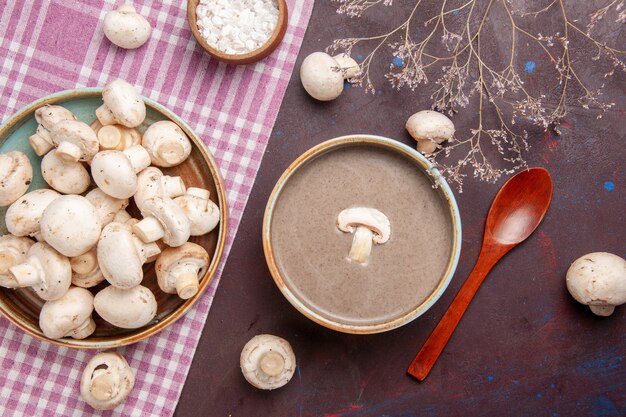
[0,0,314,415]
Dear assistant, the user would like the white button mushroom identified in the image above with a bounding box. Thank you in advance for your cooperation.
[39,286,95,339]
[5,189,61,241]
[566,252,626,316]
[40,150,91,195]
[94,285,157,329]
[141,121,192,167]
[97,222,161,289]
[90,145,151,199]
[134,166,186,210]
[0,235,34,288]
[103,3,152,50]
[39,195,102,257]
[70,248,105,288]
[300,52,361,101]
[0,151,33,206]
[50,119,100,163]
[337,207,391,264]
[240,334,296,390]
[405,110,455,154]
[155,242,209,299]
[91,120,141,151]
[80,352,135,411]
[132,197,191,247]
[174,187,220,236]
[28,104,77,156]
[8,242,71,301]
[85,188,129,226]
[96,79,146,128]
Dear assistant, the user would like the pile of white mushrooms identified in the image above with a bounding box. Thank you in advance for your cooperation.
[0,78,220,341]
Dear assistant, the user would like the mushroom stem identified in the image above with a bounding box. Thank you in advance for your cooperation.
[132,216,165,243]
[9,260,44,288]
[348,227,374,264]
[29,130,54,156]
[71,249,98,275]
[137,240,162,263]
[123,145,151,173]
[90,369,121,402]
[186,187,210,200]
[157,142,185,166]
[259,351,285,377]
[55,141,82,163]
[0,248,19,276]
[589,305,615,316]
[31,231,44,242]
[163,176,187,199]
[171,263,200,299]
[95,105,116,126]
[98,125,125,150]
[69,317,97,339]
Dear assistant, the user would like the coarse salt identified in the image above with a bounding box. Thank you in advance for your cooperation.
[196,0,279,55]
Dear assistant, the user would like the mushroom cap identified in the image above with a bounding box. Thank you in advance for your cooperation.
[406,110,455,153]
[0,151,33,206]
[41,151,90,194]
[138,197,191,247]
[40,195,102,257]
[50,119,99,162]
[240,334,296,390]
[94,285,157,329]
[99,79,146,128]
[0,235,34,288]
[70,248,106,288]
[155,242,209,294]
[300,52,345,101]
[97,222,144,289]
[80,352,135,410]
[141,121,192,167]
[103,4,152,50]
[5,189,60,238]
[134,166,186,210]
[90,150,139,199]
[15,242,72,301]
[85,188,129,226]
[174,188,220,236]
[34,104,76,131]
[566,252,626,316]
[39,286,94,339]
[337,207,391,244]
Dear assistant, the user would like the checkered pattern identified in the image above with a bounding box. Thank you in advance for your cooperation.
[0,1,313,415]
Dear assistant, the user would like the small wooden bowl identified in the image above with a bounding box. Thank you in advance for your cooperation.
[187,0,288,65]
[0,88,228,349]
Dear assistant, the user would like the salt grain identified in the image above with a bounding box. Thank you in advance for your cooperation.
[196,0,279,55]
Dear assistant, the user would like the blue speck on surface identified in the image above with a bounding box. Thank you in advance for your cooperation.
[344,80,351,89]
[356,54,363,61]
[275,130,282,137]
[552,412,558,416]
[550,383,556,389]
[513,380,520,385]
[604,181,615,191]
[376,89,383,96]
[524,60,537,73]
[453,9,459,15]
[392,56,404,67]
[593,395,619,416]
[487,375,494,382]
[537,393,543,398]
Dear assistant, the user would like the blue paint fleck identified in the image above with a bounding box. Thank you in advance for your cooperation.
[453,10,459,15]
[552,412,558,416]
[537,393,543,398]
[593,395,620,416]
[344,80,352,89]
[275,130,282,137]
[487,375,494,381]
[356,53,363,61]
[376,89,383,96]
[392,56,404,67]
[604,181,615,191]
[513,380,520,385]
[550,383,556,389]
[524,60,537,74]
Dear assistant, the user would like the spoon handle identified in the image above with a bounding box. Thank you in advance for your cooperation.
[407,247,507,381]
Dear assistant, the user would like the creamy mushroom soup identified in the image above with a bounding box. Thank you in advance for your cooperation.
[270,143,454,327]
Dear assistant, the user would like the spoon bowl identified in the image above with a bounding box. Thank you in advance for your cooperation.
[408,168,552,380]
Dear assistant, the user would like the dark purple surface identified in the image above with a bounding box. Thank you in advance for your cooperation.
[176,2,625,416]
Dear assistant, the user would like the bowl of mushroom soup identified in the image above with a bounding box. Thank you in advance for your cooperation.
[0,88,227,348]
[263,135,462,334]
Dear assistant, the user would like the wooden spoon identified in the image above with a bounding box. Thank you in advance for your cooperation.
[408,168,553,381]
